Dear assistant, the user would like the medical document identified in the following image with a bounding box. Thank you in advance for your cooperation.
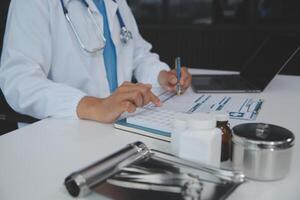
[150,88,263,119]
[116,88,264,140]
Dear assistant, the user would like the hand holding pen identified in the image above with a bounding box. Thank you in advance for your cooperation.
[158,57,192,94]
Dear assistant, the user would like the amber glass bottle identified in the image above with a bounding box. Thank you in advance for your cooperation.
[216,114,232,162]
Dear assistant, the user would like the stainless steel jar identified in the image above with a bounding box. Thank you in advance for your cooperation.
[232,123,295,181]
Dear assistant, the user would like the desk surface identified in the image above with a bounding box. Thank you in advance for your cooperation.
[0,70,299,200]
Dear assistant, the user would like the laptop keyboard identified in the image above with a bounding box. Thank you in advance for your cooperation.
[192,75,255,91]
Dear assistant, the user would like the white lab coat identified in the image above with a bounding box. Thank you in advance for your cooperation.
[0,0,169,119]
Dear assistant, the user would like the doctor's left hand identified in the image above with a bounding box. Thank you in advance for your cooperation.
[76,82,161,123]
[158,67,192,93]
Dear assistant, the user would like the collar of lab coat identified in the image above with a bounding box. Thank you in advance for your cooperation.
[63,0,118,33]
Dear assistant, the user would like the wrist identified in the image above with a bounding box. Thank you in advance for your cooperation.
[76,96,103,121]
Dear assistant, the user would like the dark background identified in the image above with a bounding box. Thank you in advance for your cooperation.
[0,0,300,134]
[1,0,299,75]
[0,0,9,52]
[127,0,300,75]
[0,0,17,134]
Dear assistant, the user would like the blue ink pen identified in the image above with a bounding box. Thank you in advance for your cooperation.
[175,57,182,95]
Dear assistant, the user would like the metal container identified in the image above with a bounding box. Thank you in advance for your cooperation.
[232,123,295,181]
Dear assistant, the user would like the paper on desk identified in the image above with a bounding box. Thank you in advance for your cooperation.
[153,88,263,121]
[120,88,263,121]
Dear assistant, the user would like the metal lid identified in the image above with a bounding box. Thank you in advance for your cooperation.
[232,123,295,149]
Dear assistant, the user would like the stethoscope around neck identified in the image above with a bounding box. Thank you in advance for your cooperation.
[60,0,133,54]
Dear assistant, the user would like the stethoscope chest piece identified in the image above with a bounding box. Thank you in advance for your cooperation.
[120,27,133,44]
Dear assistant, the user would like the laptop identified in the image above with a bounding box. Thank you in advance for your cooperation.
[191,35,300,93]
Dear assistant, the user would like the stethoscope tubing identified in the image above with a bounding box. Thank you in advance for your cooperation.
[61,0,126,30]
[60,0,132,53]
[111,0,126,29]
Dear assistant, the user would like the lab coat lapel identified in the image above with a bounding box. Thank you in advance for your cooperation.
[88,0,121,91]
[63,0,105,36]
[86,0,118,34]
[103,0,124,87]
[86,0,104,31]
[86,0,119,49]
[103,0,118,35]
[86,0,100,15]
[86,0,111,96]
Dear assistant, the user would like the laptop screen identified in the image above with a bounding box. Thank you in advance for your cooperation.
[240,35,300,90]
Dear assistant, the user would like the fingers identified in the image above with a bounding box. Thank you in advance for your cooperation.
[126,90,144,107]
[158,70,177,91]
[167,71,178,85]
[121,101,136,113]
[159,67,191,93]
[96,82,161,123]
[179,67,188,85]
[117,82,161,107]
[149,91,162,107]
[158,70,175,91]
[123,82,153,103]
[179,67,192,90]
[169,67,191,92]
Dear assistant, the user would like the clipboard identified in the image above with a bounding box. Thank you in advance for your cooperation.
[114,119,171,142]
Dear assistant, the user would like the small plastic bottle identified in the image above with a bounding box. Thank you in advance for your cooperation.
[178,113,222,167]
[171,113,189,156]
[216,114,232,162]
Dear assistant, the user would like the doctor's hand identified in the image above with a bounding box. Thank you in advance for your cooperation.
[158,67,192,94]
[76,82,161,123]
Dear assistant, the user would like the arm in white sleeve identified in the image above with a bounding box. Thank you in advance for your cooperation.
[121,1,170,86]
[0,0,86,119]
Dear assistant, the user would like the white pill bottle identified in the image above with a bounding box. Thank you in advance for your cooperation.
[177,113,222,167]
[171,113,189,156]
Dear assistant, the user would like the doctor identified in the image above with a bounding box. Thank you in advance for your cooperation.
[0,0,191,123]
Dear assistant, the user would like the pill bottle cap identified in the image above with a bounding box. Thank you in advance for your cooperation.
[215,113,229,122]
[173,113,189,129]
[188,113,216,130]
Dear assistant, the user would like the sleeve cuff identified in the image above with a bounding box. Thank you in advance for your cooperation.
[137,62,170,87]
[66,92,87,120]
[50,91,87,120]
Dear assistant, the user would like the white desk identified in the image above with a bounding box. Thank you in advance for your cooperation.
[0,70,300,200]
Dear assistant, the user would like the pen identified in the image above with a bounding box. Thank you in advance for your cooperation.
[175,57,182,95]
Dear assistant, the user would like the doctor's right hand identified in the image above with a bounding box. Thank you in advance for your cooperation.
[76,82,161,123]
